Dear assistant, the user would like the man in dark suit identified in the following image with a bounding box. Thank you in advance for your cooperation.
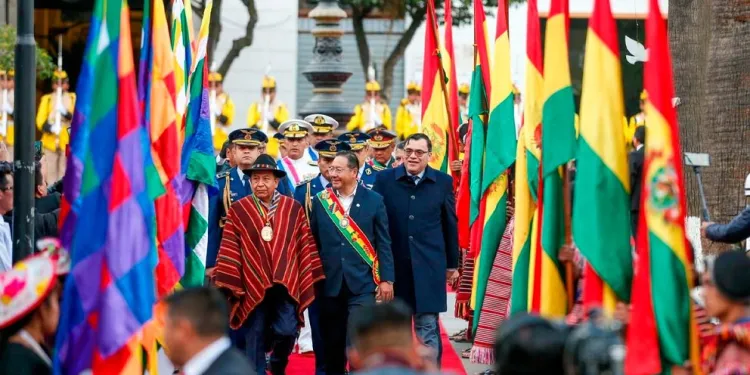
[293,139,350,375]
[372,133,459,366]
[164,287,254,375]
[309,150,395,375]
[629,126,646,236]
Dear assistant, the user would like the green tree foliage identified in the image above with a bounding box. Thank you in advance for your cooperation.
[0,25,56,80]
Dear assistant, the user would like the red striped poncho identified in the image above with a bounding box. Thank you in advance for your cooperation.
[213,195,325,330]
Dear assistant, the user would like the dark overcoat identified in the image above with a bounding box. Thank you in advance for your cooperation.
[372,165,459,313]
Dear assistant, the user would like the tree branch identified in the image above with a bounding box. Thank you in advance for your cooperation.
[206,0,223,65]
[216,0,259,76]
[351,6,372,77]
[380,8,426,102]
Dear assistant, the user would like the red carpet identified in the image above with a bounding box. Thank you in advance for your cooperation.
[286,322,467,374]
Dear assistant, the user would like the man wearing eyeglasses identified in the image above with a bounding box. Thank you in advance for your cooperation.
[372,133,459,367]
[0,162,12,271]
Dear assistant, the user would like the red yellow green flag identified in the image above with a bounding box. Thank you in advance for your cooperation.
[625,0,701,372]
[574,0,633,317]
[470,0,513,329]
[421,0,457,175]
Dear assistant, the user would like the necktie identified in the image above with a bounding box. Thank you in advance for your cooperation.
[411,175,420,185]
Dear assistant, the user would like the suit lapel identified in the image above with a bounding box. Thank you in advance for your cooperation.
[349,186,364,222]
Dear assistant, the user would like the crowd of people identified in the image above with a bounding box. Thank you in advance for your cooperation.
[0,66,749,375]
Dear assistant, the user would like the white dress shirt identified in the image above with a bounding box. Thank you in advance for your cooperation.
[236,167,248,186]
[407,169,426,185]
[336,185,358,213]
[318,175,329,187]
[181,336,231,375]
[0,215,11,272]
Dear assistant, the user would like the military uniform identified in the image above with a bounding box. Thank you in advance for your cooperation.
[36,69,76,183]
[208,72,236,152]
[276,120,319,192]
[0,70,15,157]
[339,131,376,189]
[366,128,398,172]
[458,83,470,124]
[304,114,340,161]
[346,79,393,133]
[394,82,422,140]
[624,91,647,151]
[247,75,290,159]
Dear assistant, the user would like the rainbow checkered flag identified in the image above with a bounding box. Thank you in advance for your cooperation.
[56,0,156,373]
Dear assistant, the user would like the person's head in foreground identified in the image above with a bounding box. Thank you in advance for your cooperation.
[348,300,435,372]
[163,287,230,368]
[703,250,750,323]
[494,313,568,375]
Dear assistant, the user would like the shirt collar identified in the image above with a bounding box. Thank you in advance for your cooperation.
[318,174,329,187]
[236,167,247,183]
[636,144,643,151]
[182,336,231,375]
[395,164,433,182]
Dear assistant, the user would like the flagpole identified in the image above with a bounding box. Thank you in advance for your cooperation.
[427,0,459,182]
[563,165,574,310]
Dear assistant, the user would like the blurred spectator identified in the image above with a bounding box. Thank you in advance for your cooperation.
[163,287,254,375]
[494,313,568,375]
[393,141,405,168]
[348,300,444,375]
[0,162,12,271]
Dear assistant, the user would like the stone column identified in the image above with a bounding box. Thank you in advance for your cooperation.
[298,0,352,126]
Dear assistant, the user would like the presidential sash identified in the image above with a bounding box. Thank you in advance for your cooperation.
[317,188,380,285]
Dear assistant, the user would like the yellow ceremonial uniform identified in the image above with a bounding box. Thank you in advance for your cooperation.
[346,101,392,132]
[0,88,14,155]
[37,91,76,183]
[212,92,236,152]
[623,113,644,151]
[395,98,421,140]
[246,100,290,159]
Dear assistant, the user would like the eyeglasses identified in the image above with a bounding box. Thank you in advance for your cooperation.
[328,166,355,174]
[404,149,428,157]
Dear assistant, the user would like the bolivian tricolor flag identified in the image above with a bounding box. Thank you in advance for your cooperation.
[625,0,701,373]
[510,124,536,315]
[471,0,513,329]
[467,0,492,329]
[573,0,632,316]
[421,0,458,175]
[538,0,575,318]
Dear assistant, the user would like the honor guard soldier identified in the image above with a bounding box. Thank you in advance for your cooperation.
[208,71,236,153]
[458,83,470,124]
[247,75,290,158]
[366,128,397,171]
[394,81,422,141]
[346,75,392,133]
[0,70,15,157]
[304,113,339,161]
[276,120,319,192]
[37,69,76,184]
[624,90,647,151]
[338,131,376,189]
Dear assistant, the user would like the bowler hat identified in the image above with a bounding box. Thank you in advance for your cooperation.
[243,154,286,179]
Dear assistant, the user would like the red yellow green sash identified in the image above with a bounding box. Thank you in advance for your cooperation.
[317,188,381,285]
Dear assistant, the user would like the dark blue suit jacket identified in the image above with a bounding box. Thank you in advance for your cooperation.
[294,175,327,218]
[206,167,291,268]
[310,186,395,297]
[372,165,459,313]
[706,206,750,244]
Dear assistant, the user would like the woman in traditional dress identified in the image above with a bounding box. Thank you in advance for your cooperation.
[0,253,62,375]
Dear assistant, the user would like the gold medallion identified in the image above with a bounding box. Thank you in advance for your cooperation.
[340,217,350,228]
[261,224,273,242]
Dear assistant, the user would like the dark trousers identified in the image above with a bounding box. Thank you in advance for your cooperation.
[320,281,376,375]
[237,284,299,375]
[308,297,326,375]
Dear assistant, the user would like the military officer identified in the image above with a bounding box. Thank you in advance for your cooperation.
[276,120,319,192]
[624,90,647,151]
[394,81,421,141]
[216,140,233,175]
[338,131,376,189]
[271,132,287,159]
[304,114,339,161]
[247,75,290,158]
[366,128,397,172]
[208,71,236,153]
[346,79,392,133]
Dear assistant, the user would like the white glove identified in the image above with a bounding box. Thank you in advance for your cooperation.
[3,102,12,115]
[265,111,275,122]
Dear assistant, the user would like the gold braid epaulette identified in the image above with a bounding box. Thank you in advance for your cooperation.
[304,181,313,224]
[220,174,231,228]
